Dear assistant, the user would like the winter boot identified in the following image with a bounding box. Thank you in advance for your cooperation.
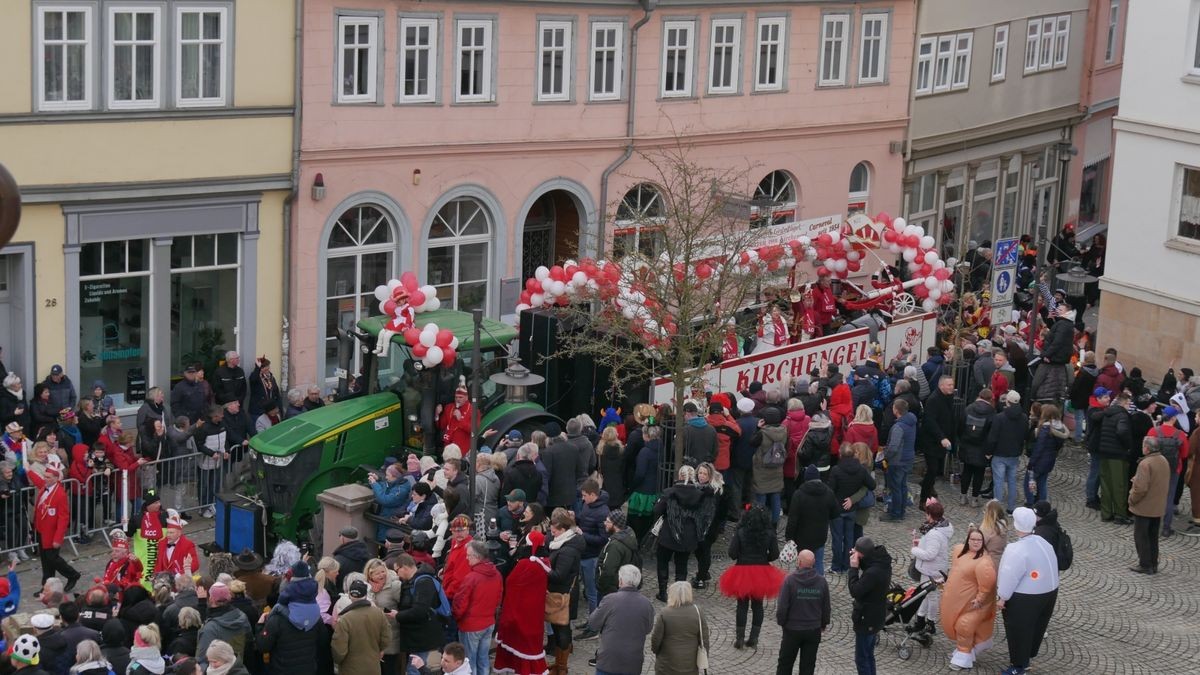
[734,622,746,649]
[656,575,669,602]
[959,493,968,506]
[553,645,573,674]
[906,616,928,633]
[746,623,762,648]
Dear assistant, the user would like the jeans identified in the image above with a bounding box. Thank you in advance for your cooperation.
[1163,472,1179,532]
[777,627,822,675]
[1072,408,1086,442]
[579,557,599,614]
[1086,454,1101,504]
[1023,470,1048,506]
[854,630,878,675]
[756,492,782,525]
[726,466,753,511]
[829,512,856,572]
[811,545,825,576]
[991,456,1020,512]
[886,465,911,518]
[200,468,220,509]
[460,627,493,675]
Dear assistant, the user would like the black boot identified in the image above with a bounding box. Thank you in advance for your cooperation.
[746,623,761,648]
[656,576,669,603]
[906,616,927,633]
[734,623,746,649]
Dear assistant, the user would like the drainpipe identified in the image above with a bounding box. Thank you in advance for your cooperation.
[280,0,305,390]
[597,0,655,259]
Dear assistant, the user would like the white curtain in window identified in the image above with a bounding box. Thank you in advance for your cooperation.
[1180,195,1200,225]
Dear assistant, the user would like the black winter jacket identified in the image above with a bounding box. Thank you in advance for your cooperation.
[576,491,611,559]
[652,483,710,553]
[598,442,626,508]
[543,437,582,509]
[786,479,839,551]
[256,603,331,675]
[958,399,996,466]
[828,456,876,504]
[502,459,543,507]
[1097,405,1132,460]
[726,526,779,566]
[332,538,371,577]
[920,390,956,453]
[1042,317,1075,364]
[546,531,585,593]
[847,545,892,633]
[394,563,446,653]
[987,404,1027,458]
[0,388,28,430]
[1069,366,1099,412]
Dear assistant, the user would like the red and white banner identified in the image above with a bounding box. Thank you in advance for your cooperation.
[652,312,937,401]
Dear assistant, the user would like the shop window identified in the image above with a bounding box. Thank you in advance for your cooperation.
[170,233,239,374]
[427,198,492,313]
[325,206,396,379]
[79,240,151,409]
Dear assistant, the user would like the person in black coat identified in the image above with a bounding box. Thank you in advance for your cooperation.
[546,511,585,662]
[30,383,59,438]
[501,445,544,508]
[247,358,282,419]
[651,467,712,602]
[0,374,29,430]
[212,353,248,406]
[596,430,626,509]
[331,528,371,577]
[828,449,876,574]
[918,376,956,508]
[220,400,254,463]
[117,585,158,647]
[847,537,892,675]
[393,556,447,669]
[100,619,131,675]
[958,391,996,506]
[541,423,581,510]
[786,464,840,575]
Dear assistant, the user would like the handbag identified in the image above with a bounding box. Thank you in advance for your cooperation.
[907,557,922,582]
[694,605,709,672]
[779,540,798,565]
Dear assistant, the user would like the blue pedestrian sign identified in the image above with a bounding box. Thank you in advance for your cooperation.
[994,237,1019,267]
[996,269,1011,294]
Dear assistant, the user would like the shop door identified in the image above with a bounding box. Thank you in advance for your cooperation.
[0,253,32,382]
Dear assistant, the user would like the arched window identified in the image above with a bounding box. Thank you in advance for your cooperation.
[849,162,871,214]
[325,205,396,379]
[427,197,492,313]
[613,183,665,258]
[753,170,798,227]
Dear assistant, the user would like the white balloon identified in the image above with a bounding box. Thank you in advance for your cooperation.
[934,260,946,269]
[378,300,390,315]
[622,305,635,319]
[374,285,390,302]
[889,243,902,254]
[847,251,862,262]
[550,280,566,296]
[942,280,955,293]
[449,336,460,350]
[924,251,939,265]
[419,284,437,299]
[922,298,937,311]
[799,236,811,247]
[426,346,444,366]
[892,217,907,231]
[423,297,441,312]
[914,226,926,238]
[419,330,437,347]
[834,259,847,272]
[829,230,841,244]
[644,319,659,334]
[564,259,578,268]
[586,279,599,292]
[747,250,760,261]
[824,259,838,270]
[515,303,531,312]
[905,225,920,237]
[929,288,942,301]
[903,249,917,262]
[387,279,403,290]
[925,277,939,289]
[571,271,587,286]
[806,247,818,259]
[530,293,544,306]
[920,235,936,249]
[535,266,550,281]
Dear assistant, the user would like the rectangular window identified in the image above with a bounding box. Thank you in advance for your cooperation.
[590,22,623,101]
[818,14,849,86]
[399,17,437,103]
[859,13,888,84]
[337,16,378,103]
[951,33,972,89]
[914,37,934,94]
[538,20,571,102]
[992,24,1008,81]
[1194,9,1200,73]
[79,240,151,409]
[1053,15,1070,67]
[1179,167,1200,241]
[661,20,695,97]
[1025,19,1041,73]
[176,7,227,106]
[109,7,161,109]
[37,6,92,110]
[754,17,785,91]
[457,20,493,102]
[708,19,741,94]
[1039,17,1055,69]
[933,35,953,92]
[1105,1,1119,63]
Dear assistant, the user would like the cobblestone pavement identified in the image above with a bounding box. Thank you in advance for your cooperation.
[571,444,1200,675]
[11,444,1197,674]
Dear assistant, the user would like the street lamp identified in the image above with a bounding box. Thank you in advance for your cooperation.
[1056,265,1097,298]
[489,353,545,404]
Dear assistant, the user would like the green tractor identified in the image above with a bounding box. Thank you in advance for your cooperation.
[243,309,561,543]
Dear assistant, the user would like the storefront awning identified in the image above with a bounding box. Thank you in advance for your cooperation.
[1082,116,1113,168]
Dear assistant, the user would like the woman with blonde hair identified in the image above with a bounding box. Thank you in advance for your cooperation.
[844,404,880,454]
[128,624,167,673]
[941,526,998,670]
[651,581,710,674]
[597,425,626,507]
[979,500,1009,569]
[69,639,112,675]
[314,556,340,625]
[652,465,712,602]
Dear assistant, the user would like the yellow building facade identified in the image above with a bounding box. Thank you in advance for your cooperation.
[0,0,293,414]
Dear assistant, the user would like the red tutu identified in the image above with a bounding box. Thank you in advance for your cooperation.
[719,563,786,599]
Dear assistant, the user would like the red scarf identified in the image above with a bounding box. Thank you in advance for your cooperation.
[722,332,739,359]
[772,314,788,346]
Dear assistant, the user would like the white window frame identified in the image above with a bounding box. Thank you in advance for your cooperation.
[1193,6,1200,75]
[951,33,972,90]
[36,5,94,111]
[933,34,953,93]
[849,162,871,206]
[108,6,162,110]
[1024,19,1041,74]
[661,20,695,98]
[818,13,850,86]
[1105,0,1119,63]
[1038,17,1055,70]
[992,24,1008,82]
[708,18,741,94]
[1053,15,1070,67]
[753,16,786,92]
[456,19,494,103]
[589,21,623,101]
[175,6,228,107]
[858,12,888,84]
[336,15,379,103]
[537,20,572,102]
[398,17,438,103]
[1176,165,1200,242]
[914,36,934,95]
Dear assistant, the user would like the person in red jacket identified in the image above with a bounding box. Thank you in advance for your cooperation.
[155,509,198,577]
[705,402,740,473]
[829,382,854,448]
[782,399,810,507]
[811,277,838,334]
[27,458,80,590]
[438,386,473,453]
[100,534,143,589]
[452,540,504,675]
[844,405,881,455]
[441,515,474,601]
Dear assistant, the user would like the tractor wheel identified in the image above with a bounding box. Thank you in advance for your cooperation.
[895,292,916,316]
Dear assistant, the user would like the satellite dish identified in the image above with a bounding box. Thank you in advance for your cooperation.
[0,163,20,249]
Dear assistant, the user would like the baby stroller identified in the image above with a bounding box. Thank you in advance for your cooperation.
[882,576,942,660]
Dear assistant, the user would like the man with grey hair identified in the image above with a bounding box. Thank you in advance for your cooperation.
[502,442,544,508]
[586,564,655,673]
[1128,435,1170,574]
[285,388,306,419]
[136,386,165,434]
[303,385,325,412]
[565,417,596,481]
[213,351,246,406]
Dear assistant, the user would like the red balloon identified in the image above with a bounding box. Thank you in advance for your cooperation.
[817,233,833,246]
[436,328,454,348]
[883,230,896,243]
[565,265,578,277]
[913,284,930,298]
[919,264,933,277]
[383,300,397,316]
[519,290,532,305]
[876,212,893,227]
[934,268,951,281]
[400,272,419,291]
[605,264,621,281]
[412,343,429,358]
[442,349,456,367]
[767,260,780,271]
[696,263,713,279]
[525,278,540,292]
[817,266,831,277]
[402,328,421,345]
[836,269,848,279]
[549,265,566,282]
[408,290,426,308]
[939,294,953,305]
[848,261,861,272]
[555,295,569,306]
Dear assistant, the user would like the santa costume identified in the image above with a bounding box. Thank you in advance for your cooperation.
[101,535,144,589]
[438,384,473,451]
[493,531,550,675]
[154,510,198,577]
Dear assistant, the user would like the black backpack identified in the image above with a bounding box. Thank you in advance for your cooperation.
[1156,430,1183,472]
[761,437,787,468]
[1053,524,1074,571]
[962,410,990,444]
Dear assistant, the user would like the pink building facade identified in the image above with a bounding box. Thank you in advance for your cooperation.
[291,0,914,387]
